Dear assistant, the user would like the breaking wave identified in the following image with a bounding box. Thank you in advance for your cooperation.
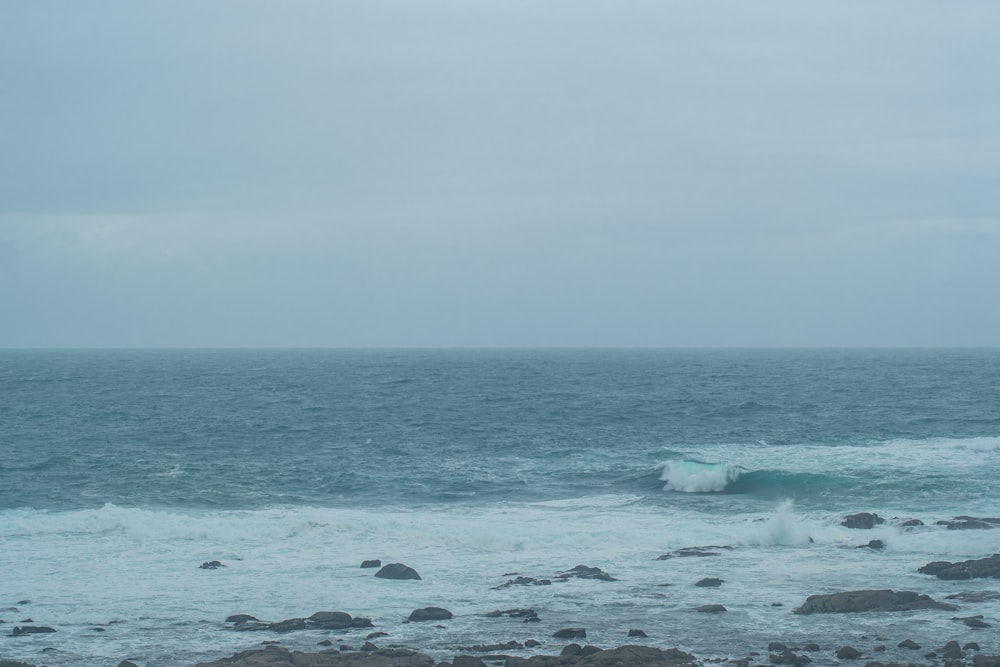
[658,459,837,497]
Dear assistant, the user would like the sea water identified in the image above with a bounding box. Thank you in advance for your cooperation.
[1,349,999,667]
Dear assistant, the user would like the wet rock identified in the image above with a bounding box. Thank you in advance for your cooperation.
[841,513,884,529]
[553,628,587,639]
[195,646,436,667]
[919,554,1000,580]
[361,560,382,569]
[694,604,727,613]
[770,649,811,666]
[0,660,42,667]
[945,591,1000,603]
[525,640,541,648]
[200,560,226,569]
[901,519,925,527]
[575,645,698,667]
[562,644,585,657]
[769,643,788,652]
[375,563,422,580]
[953,615,992,628]
[802,644,820,652]
[835,646,862,660]
[458,640,522,653]
[872,646,885,653]
[453,656,487,667]
[267,618,309,633]
[367,632,389,640]
[227,614,260,624]
[628,629,648,637]
[941,641,965,660]
[695,578,724,587]
[856,540,885,551]
[555,565,617,582]
[656,546,733,559]
[794,590,957,614]
[408,607,452,622]
[937,517,1000,530]
[484,608,537,620]
[898,640,921,649]
[491,576,551,590]
[117,661,140,667]
[966,643,981,652]
[12,626,56,636]
[318,640,334,646]
[972,656,1000,667]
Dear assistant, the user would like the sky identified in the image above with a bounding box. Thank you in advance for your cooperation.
[1,1,998,348]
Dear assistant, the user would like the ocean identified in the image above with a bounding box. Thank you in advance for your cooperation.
[2,348,999,667]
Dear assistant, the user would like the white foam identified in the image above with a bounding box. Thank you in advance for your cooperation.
[658,459,742,493]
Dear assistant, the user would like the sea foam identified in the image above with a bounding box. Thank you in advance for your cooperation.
[658,459,743,492]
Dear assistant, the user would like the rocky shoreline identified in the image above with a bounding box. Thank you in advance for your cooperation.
[4,514,999,667]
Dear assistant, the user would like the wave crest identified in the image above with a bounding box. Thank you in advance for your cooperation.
[658,460,744,493]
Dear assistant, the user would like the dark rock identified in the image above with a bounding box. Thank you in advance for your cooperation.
[458,640,522,653]
[898,640,921,649]
[901,519,925,527]
[555,565,618,582]
[937,517,1000,530]
[362,643,378,652]
[972,656,1000,667]
[942,641,964,660]
[525,640,541,648]
[802,644,820,652]
[794,590,957,614]
[919,554,1000,580]
[227,614,260,624]
[491,576,551,590]
[92,626,106,632]
[267,618,308,633]
[484,608,537,620]
[863,662,884,667]
[117,661,140,667]
[835,646,862,660]
[12,626,56,636]
[953,615,992,628]
[553,628,587,639]
[770,649,811,666]
[872,646,885,653]
[341,646,355,652]
[841,513,884,529]
[361,560,382,569]
[367,632,389,640]
[195,646,436,667]
[318,640,334,646]
[200,560,226,569]
[375,563,422,580]
[561,644,584,657]
[657,546,733,559]
[694,604,727,613]
[581,646,603,657]
[856,540,885,551]
[628,629,648,637]
[575,645,698,667]
[16,601,30,606]
[0,660,40,667]
[408,607,452,622]
[695,578,724,587]
[966,643,981,652]
[946,591,1000,602]
[453,656,487,667]
[768,643,787,652]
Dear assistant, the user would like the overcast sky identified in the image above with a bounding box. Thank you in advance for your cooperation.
[1,1,998,347]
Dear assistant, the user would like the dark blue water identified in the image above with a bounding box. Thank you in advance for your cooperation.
[3,348,999,511]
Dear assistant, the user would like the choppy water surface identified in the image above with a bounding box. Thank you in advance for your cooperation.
[2,349,999,666]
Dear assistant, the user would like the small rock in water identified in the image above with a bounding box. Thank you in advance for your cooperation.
[835,646,862,659]
[628,628,648,637]
[360,559,382,569]
[200,560,225,569]
[375,563,422,580]
[552,627,587,639]
[856,540,885,550]
[694,604,727,613]
[408,607,452,622]
[695,577,724,587]
[12,625,57,636]
[954,615,992,628]
[898,640,921,649]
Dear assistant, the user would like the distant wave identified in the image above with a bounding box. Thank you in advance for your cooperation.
[658,459,836,496]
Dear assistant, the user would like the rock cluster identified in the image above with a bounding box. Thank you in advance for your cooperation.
[228,611,374,633]
[493,565,616,589]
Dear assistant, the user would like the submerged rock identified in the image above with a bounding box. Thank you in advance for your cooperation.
[200,560,226,569]
[553,628,587,639]
[856,540,885,551]
[695,578,724,587]
[11,626,56,636]
[694,604,727,613]
[936,516,1000,530]
[835,646,862,659]
[230,611,373,633]
[195,646,435,667]
[555,565,617,582]
[953,615,992,628]
[657,546,733,560]
[794,590,957,614]
[361,560,382,569]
